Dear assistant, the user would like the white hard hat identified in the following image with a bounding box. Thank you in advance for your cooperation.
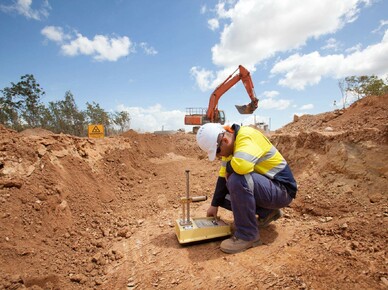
[196,123,225,161]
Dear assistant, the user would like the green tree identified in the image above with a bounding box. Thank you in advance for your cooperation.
[85,101,110,134]
[38,105,54,131]
[112,110,131,133]
[0,74,45,130]
[345,75,388,99]
[48,91,85,136]
[1,74,145,136]
[0,92,20,129]
[338,79,347,109]
[47,101,65,133]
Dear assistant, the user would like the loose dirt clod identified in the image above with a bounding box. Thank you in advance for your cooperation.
[0,94,387,289]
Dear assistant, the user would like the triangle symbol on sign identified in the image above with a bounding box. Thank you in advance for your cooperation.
[92,126,100,133]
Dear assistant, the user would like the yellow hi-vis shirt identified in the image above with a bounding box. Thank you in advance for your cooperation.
[219,125,297,197]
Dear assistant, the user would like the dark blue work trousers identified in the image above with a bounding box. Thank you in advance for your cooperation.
[220,173,293,241]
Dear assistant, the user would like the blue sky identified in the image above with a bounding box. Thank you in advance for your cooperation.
[1,0,387,132]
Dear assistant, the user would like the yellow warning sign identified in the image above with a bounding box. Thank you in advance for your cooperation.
[88,124,104,138]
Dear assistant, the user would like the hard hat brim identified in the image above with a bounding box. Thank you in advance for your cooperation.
[208,147,217,161]
[196,123,225,162]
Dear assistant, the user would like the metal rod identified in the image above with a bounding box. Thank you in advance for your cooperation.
[182,201,185,222]
[185,169,190,224]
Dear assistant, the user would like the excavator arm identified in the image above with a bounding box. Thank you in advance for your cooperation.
[207,65,259,122]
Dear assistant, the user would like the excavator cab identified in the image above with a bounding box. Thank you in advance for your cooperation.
[217,110,226,124]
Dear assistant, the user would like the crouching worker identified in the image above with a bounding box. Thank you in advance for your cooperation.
[196,123,297,254]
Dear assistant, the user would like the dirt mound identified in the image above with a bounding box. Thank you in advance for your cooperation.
[19,128,55,137]
[278,94,388,134]
[0,95,387,289]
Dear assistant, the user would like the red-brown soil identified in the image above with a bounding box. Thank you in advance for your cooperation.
[0,94,387,289]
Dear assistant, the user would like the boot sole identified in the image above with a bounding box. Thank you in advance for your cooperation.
[220,240,262,254]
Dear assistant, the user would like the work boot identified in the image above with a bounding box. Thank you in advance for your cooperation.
[258,209,283,228]
[220,236,262,254]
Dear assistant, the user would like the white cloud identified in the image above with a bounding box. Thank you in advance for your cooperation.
[190,64,257,92]
[41,26,134,62]
[210,0,366,68]
[372,19,388,33]
[214,1,235,19]
[271,30,388,89]
[322,38,341,51]
[195,0,373,91]
[270,52,335,90]
[231,114,270,127]
[208,18,220,31]
[190,66,216,91]
[139,42,158,55]
[200,4,208,14]
[259,98,291,110]
[41,26,67,42]
[0,0,50,20]
[300,104,314,110]
[117,104,186,132]
[61,34,132,62]
[345,43,362,53]
[262,91,279,98]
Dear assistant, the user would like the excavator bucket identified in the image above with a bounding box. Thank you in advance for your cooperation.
[235,101,258,114]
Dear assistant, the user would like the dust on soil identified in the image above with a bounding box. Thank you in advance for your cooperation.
[0,94,387,290]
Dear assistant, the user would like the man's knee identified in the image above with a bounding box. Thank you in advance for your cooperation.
[227,173,248,193]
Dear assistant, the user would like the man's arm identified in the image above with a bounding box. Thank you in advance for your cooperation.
[211,176,228,207]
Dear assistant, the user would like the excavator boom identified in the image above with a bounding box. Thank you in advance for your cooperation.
[184,65,259,132]
[207,65,258,122]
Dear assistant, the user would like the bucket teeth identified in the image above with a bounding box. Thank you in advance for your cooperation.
[235,102,257,114]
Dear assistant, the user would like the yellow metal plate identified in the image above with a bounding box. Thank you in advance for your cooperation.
[175,217,231,244]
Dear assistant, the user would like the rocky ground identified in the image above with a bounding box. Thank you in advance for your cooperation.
[0,94,387,290]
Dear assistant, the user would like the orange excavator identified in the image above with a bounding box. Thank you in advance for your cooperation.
[185,65,259,133]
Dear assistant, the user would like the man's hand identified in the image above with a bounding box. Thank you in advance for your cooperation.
[207,205,218,218]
